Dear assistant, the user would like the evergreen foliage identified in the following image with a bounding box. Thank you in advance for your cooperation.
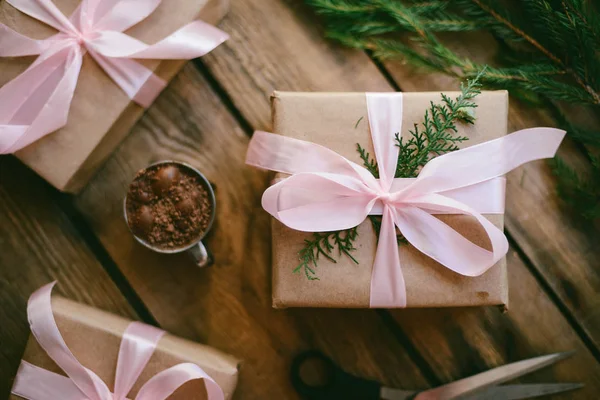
[307,0,600,220]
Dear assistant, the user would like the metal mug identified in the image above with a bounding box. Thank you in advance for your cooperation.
[124,160,216,267]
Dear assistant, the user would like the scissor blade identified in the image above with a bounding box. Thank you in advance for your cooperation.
[459,383,584,399]
[415,351,575,399]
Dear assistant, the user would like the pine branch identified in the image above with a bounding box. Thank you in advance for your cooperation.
[461,0,600,104]
[308,0,600,104]
[306,0,600,220]
[294,72,484,279]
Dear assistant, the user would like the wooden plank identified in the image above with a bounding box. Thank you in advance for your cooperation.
[0,157,136,397]
[391,249,600,396]
[193,0,600,394]
[380,33,600,350]
[196,0,391,129]
[75,64,429,399]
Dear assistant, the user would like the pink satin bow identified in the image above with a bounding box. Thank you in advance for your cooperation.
[0,0,229,153]
[246,93,566,308]
[11,282,225,400]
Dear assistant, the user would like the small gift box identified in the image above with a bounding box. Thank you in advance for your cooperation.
[246,91,565,309]
[0,0,229,192]
[10,283,240,400]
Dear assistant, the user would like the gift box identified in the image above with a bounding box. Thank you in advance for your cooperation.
[0,0,229,192]
[267,91,511,309]
[10,284,239,399]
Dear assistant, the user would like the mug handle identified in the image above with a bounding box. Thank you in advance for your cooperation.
[187,241,213,268]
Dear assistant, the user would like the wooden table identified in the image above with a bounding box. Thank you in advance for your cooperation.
[2,1,600,398]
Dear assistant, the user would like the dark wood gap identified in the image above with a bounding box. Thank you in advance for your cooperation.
[376,309,443,388]
[192,59,254,135]
[544,100,598,164]
[55,192,160,327]
[1,159,152,325]
[367,52,402,92]
[505,230,600,363]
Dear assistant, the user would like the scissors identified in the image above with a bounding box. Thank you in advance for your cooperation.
[291,350,583,399]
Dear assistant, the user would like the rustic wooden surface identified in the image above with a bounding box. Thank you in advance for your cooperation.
[1,0,600,399]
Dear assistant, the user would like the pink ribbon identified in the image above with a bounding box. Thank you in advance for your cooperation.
[246,92,566,308]
[0,0,229,153]
[11,282,225,400]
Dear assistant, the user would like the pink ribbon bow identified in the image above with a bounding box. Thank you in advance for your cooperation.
[11,282,225,400]
[246,93,566,308]
[0,0,229,153]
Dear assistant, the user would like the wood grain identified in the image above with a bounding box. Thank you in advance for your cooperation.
[194,0,600,395]
[2,1,599,399]
[0,157,136,396]
[75,64,429,398]
[391,249,600,397]
[197,0,392,130]
[380,31,600,351]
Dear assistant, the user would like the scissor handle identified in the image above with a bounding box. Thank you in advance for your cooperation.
[290,350,381,400]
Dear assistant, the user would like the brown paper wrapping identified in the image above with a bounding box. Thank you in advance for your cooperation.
[10,296,240,399]
[0,0,229,192]
[271,91,509,309]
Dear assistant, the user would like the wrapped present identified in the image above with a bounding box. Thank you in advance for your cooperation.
[10,283,240,400]
[246,91,565,309]
[0,0,229,192]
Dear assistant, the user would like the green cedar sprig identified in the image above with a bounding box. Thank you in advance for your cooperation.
[395,71,481,178]
[294,72,484,279]
[357,143,380,178]
[294,228,358,280]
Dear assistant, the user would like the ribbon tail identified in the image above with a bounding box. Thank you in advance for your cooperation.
[113,322,165,399]
[6,0,78,34]
[88,20,229,59]
[0,44,83,153]
[135,363,225,400]
[88,51,166,107]
[24,282,111,400]
[396,195,508,277]
[11,361,86,400]
[0,44,70,121]
[0,24,47,56]
[369,206,407,308]
[405,127,566,196]
[91,0,162,32]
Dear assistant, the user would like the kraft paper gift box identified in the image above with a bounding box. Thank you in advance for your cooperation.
[10,294,240,400]
[0,0,228,193]
[270,91,509,309]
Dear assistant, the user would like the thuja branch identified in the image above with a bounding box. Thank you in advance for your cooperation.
[395,68,482,178]
[294,228,358,280]
[357,143,379,178]
[295,72,484,279]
